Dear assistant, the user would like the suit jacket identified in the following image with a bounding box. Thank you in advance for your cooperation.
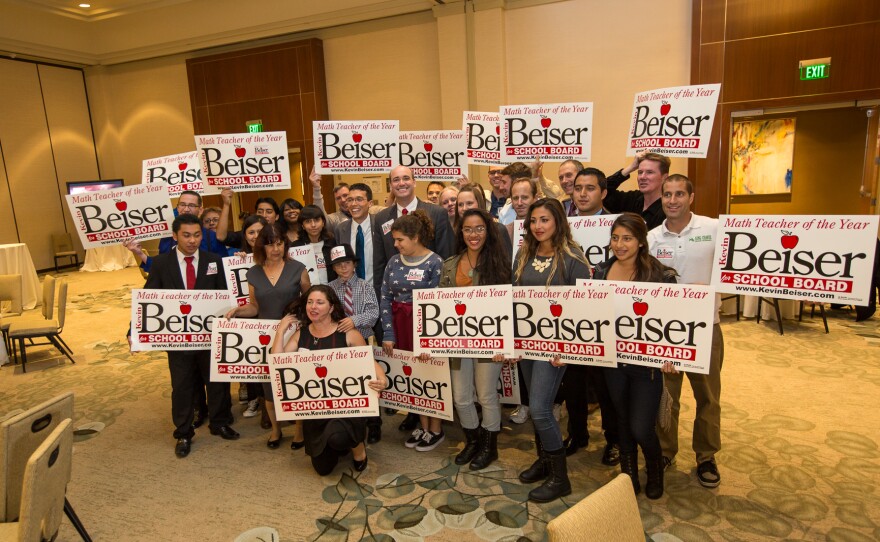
[144,250,227,291]
[374,199,454,261]
[334,215,387,297]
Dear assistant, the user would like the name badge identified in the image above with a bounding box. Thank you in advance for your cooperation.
[207,262,218,274]
[382,219,394,236]
[655,248,673,260]
[406,269,426,282]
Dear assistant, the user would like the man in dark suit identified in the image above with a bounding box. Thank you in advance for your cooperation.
[143,213,238,457]
[374,166,455,261]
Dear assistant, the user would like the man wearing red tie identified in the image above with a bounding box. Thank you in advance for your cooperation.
[143,213,238,458]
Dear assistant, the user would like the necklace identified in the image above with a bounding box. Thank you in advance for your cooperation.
[310,323,338,346]
[465,252,477,278]
[531,256,552,273]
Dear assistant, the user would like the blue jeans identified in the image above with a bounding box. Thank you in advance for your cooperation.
[520,359,567,451]
[603,364,662,457]
[451,358,503,432]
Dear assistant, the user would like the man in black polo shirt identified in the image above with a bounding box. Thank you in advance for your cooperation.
[603,152,669,230]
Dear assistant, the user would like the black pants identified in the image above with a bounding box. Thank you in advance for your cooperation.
[562,364,619,446]
[311,429,357,475]
[193,369,208,416]
[168,350,233,439]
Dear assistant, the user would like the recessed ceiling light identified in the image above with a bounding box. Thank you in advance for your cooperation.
[79,3,91,7]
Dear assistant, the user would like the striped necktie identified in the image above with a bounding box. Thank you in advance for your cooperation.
[344,282,354,317]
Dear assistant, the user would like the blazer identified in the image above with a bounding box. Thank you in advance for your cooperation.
[374,199,455,261]
[334,215,387,297]
[144,249,227,291]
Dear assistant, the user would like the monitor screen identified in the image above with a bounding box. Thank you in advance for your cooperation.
[66,179,125,195]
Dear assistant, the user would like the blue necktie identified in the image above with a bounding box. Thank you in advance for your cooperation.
[355,225,366,280]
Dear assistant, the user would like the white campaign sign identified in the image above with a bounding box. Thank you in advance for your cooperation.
[210,318,279,382]
[287,245,320,286]
[195,131,290,192]
[130,289,232,351]
[497,362,521,405]
[66,183,174,249]
[414,285,514,358]
[223,254,254,307]
[512,214,620,267]
[142,150,217,196]
[313,120,399,174]
[501,102,592,162]
[462,111,501,165]
[398,130,467,181]
[579,280,716,374]
[268,346,380,420]
[373,347,453,421]
[513,285,617,367]
[626,84,721,158]
[711,215,879,305]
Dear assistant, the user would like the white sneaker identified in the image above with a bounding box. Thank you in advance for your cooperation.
[552,403,563,422]
[242,399,260,418]
[509,405,529,424]
[405,428,425,448]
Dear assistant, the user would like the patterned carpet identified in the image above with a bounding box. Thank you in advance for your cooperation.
[1,268,878,542]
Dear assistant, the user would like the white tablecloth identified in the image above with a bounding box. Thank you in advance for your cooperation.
[81,245,138,272]
[0,243,41,310]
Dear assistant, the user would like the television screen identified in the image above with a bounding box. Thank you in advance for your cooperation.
[67,179,125,195]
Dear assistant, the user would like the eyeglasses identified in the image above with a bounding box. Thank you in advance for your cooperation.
[202,217,220,224]
[178,203,200,209]
[346,197,369,203]
[461,226,487,235]
[488,170,503,176]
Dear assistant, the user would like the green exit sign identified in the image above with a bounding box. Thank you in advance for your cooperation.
[799,58,831,80]
[246,119,263,133]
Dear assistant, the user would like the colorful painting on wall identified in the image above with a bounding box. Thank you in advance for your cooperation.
[730,118,795,195]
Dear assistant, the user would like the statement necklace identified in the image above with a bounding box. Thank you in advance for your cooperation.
[531,255,552,273]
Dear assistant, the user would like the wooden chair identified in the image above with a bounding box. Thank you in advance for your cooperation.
[0,419,72,542]
[8,279,73,371]
[0,275,23,357]
[52,233,79,273]
[0,392,90,541]
[546,474,645,542]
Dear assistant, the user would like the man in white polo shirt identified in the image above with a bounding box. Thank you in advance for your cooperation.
[647,174,724,488]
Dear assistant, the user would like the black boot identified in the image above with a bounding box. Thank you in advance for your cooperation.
[528,448,572,502]
[518,434,549,483]
[469,427,498,470]
[455,427,480,465]
[644,454,664,499]
[619,451,641,494]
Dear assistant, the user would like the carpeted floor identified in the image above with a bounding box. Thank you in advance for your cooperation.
[1,267,879,542]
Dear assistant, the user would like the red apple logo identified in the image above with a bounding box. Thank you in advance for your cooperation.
[352,131,363,143]
[660,101,671,116]
[632,297,648,316]
[402,363,412,377]
[423,141,433,152]
[549,300,562,317]
[178,162,187,171]
[454,300,467,316]
[780,230,799,249]
[179,301,192,315]
[258,333,271,346]
[314,364,327,378]
[234,145,246,158]
[114,199,127,211]
[540,116,552,128]
[495,125,500,135]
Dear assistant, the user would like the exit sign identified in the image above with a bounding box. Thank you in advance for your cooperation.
[799,57,831,81]
[246,119,263,133]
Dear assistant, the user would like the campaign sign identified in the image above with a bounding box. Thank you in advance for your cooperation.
[223,254,254,306]
[497,362,521,405]
[142,150,210,196]
[210,318,279,382]
[130,289,231,351]
[268,346,380,420]
[512,214,620,267]
[462,111,501,165]
[626,84,721,158]
[579,280,715,374]
[711,215,879,305]
[501,102,592,162]
[513,285,617,367]
[287,245,320,286]
[414,285,514,358]
[195,131,290,192]
[66,183,174,249]
[373,347,453,421]
[313,120,399,174]
[399,130,467,181]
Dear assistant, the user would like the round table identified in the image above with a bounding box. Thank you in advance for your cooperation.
[0,243,41,310]
[80,245,138,272]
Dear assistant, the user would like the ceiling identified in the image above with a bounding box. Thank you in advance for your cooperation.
[3,0,195,21]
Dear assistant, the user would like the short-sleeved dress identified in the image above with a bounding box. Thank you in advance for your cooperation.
[298,325,367,458]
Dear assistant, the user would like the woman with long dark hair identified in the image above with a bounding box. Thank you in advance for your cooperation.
[272,285,387,475]
[293,204,337,284]
[591,212,677,499]
[454,183,512,247]
[511,198,591,502]
[279,198,304,243]
[440,208,511,470]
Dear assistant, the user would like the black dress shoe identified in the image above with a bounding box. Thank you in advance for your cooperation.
[398,412,419,432]
[384,408,397,416]
[367,425,381,444]
[602,443,621,466]
[209,425,240,440]
[175,438,192,458]
[353,453,368,472]
[267,436,282,449]
[564,435,588,457]
[290,439,305,450]
[192,411,207,429]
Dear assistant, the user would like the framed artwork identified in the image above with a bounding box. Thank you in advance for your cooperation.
[730,118,795,195]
